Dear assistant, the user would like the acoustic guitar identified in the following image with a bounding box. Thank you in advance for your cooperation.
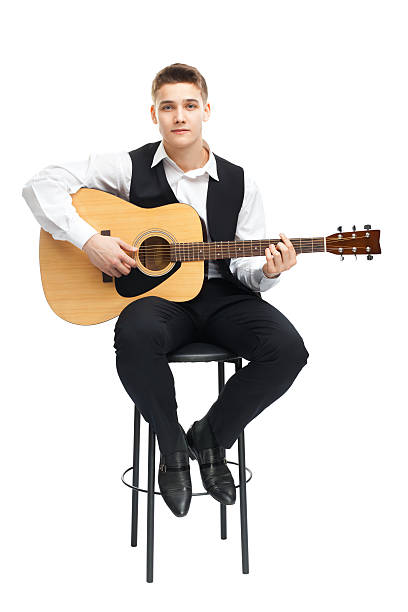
[39,188,381,325]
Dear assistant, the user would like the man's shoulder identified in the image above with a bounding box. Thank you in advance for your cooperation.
[213,151,257,188]
[213,152,260,196]
[213,151,243,173]
[128,141,161,157]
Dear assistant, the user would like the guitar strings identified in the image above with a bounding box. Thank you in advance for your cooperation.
[133,238,338,251]
[132,239,361,255]
[133,238,361,248]
[133,250,359,258]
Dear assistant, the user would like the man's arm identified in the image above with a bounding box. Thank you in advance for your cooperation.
[229,173,281,292]
[21,152,137,277]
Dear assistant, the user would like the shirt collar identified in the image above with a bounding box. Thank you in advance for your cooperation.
[151,139,219,181]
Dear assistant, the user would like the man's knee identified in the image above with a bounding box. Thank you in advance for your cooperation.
[261,329,309,370]
[116,296,164,323]
[114,296,167,353]
[280,332,309,370]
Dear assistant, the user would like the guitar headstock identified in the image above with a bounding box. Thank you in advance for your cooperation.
[325,225,381,260]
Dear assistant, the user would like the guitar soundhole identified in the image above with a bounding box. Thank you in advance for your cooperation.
[139,236,171,271]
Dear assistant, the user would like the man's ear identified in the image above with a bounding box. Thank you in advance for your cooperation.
[203,102,211,122]
[151,104,158,124]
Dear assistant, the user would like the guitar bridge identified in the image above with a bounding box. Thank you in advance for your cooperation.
[101,230,113,282]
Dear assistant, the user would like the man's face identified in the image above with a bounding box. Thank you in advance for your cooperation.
[150,82,210,148]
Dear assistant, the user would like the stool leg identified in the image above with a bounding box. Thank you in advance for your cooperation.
[218,361,227,540]
[236,358,249,574]
[131,405,141,547]
[146,425,156,583]
[220,503,227,539]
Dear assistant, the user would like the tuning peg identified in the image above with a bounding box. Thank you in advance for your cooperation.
[337,226,342,232]
[364,224,371,230]
[352,225,356,231]
[340,254,344,261]
[367,254,373,260]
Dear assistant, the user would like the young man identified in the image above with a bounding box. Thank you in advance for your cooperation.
[22,63,309,518]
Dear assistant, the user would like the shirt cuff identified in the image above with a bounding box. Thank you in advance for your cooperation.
[252,267,281,292]
[65,216,99,250]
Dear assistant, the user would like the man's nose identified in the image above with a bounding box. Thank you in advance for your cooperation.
[174,105,186,123]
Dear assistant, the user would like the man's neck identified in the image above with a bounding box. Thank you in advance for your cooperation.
[162,137,209,173]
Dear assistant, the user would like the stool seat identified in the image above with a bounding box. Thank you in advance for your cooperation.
[168,341,238,363]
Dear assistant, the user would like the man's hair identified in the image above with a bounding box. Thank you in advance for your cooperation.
[151,63,208,106]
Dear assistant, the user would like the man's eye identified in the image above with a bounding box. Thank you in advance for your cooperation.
[160,104,196,110]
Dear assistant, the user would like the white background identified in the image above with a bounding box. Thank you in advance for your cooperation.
[1,0,407,610]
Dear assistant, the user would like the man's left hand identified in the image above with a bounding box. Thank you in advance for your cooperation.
[262,233,297,278]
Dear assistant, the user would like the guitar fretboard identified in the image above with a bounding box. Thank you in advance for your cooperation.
[170,238,325,262]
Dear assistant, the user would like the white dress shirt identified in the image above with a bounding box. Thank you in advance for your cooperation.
[22,140,280,292]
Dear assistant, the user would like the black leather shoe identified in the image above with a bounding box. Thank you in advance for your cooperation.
[158,449,192,517]
[186,418,236,505]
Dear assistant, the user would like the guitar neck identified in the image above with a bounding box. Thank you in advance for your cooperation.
[170,237,325,262]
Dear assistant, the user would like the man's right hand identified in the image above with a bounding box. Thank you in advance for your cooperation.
[82,234,137,278]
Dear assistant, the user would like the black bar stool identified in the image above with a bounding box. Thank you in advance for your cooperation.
[121,342,253,583]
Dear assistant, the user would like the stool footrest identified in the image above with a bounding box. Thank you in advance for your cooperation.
[121,460,253,496]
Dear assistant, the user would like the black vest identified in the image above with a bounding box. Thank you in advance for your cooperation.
[128,141,257,295]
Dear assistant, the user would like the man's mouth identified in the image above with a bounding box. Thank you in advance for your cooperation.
[171,129,189,133]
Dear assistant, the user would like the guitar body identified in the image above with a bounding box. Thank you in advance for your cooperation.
[39,188,205,325]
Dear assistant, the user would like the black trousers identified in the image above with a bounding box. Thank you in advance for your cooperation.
[113,278,309,455]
